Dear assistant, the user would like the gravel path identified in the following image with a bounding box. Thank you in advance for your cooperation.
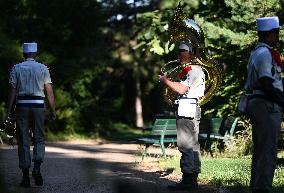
[0,140,221,193]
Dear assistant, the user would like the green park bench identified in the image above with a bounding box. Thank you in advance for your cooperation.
[137,118,177,158]
[137,116,239,158]
[199,116,239,156]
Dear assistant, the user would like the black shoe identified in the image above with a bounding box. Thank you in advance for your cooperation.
[32,171,43,186]
[20,175,30,188]
[168,179,198,191]
[168,173,198,191]
[168,181,198,191]
[168,178,198,191]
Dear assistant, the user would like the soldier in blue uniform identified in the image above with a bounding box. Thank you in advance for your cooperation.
[6,42,56,187]
[245,17,284,193]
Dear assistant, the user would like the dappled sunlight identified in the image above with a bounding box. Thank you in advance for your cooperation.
[45,145,137,163]
[45,142,139,163]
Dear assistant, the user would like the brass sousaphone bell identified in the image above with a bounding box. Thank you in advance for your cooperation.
[161,3,222,106]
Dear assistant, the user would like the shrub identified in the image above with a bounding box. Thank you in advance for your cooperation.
[225,117,253,156]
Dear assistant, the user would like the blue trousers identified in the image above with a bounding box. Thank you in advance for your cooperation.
[16,107,45,169]
[247,98,282,192]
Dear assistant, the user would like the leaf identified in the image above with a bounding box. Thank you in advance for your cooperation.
[149,38,164,55]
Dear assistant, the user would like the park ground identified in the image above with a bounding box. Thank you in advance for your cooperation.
[0,140,232,193]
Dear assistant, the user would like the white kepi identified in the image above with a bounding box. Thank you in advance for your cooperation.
[23,42,37,53]
[256,16,279,31]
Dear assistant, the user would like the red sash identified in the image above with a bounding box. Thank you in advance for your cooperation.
[269,48,282,66]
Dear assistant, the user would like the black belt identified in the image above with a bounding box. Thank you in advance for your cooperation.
[249,94,275,104]
[16,96,44,108]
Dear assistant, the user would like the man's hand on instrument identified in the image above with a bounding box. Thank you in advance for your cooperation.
[159,74,168,83]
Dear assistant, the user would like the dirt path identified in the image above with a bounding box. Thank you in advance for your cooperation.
[0,140,221,193]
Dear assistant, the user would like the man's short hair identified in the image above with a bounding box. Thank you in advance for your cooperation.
[258,28,279,41]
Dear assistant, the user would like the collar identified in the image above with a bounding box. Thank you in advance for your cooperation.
[25,58,35,61]
[256,42,273,49]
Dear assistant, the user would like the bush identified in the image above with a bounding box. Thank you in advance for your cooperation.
[224,117,253,156]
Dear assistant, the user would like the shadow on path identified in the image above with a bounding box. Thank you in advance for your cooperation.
[0,141,217,193]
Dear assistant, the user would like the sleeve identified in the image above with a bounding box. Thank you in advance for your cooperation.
[180,69,197,87]
[43,66,52,84]
[255,49,274,79]
[9,66,17,88]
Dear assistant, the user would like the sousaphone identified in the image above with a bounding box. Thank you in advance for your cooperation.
[161,3,222,106]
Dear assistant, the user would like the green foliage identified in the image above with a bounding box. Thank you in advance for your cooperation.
[224,118,253,156]
[103,122,143,140]
[50,88,78,133]
[135,10,172,55]
[45,131,92,141]
[225,0,281,23]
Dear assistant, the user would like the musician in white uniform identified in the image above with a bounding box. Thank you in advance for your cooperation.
[159,41,205,191]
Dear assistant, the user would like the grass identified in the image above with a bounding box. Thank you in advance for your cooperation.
[102,125,144,141]
[159,152,284,193]
[45,123,144,142]
[45,131,93,141]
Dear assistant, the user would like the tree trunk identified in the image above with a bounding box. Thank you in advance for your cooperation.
[133,0,143,128]
[135,79,143,128]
